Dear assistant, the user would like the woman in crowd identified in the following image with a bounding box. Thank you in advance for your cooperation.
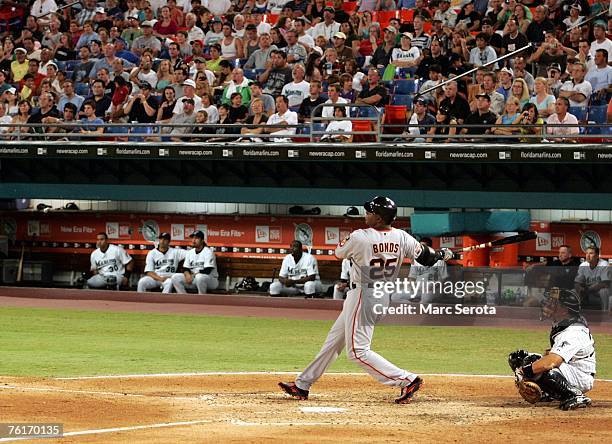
[4,87,19,116]
[515,102,544,142]
[270,27,287,49]
[229,92,248,123]
[201,92,220,123]
[156,60,174,91]
[7,100,32,139]
[529,76,556,118]
[339,73,357,102]
[191,109,210,141]
[0,37,15,73]
[340,21,358,50]
[322,106,353,142]
[428,106,457,143]
[195,73,213,99]
[308,0,326,22]
[239,97,268,142]
[156,85,177,127]
[510,78,530,109]
[511,4,532,34]
[305,52,323,82]
[492,96,522,141]
[205,19,224,46]
[54,32,77,61]
[153,6,178,38]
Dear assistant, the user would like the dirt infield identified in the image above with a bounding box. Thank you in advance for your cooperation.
[1,374,611,443]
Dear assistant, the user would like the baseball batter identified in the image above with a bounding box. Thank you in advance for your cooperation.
[137,232,186,293]
[509,288,596,410]
[332,258,351,300]
[269,240,323,298]
[279,196,454,403]
[87,232,133,290]
[170,230,219,294]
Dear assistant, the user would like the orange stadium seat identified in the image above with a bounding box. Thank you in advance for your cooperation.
[352,120,376,142]
[372,11,399,29]
[264,14,279,25]
[400,9,414,23]
[383,105,408,134]
[342,2,358,14]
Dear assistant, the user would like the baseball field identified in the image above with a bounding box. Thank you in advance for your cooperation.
[1,293,611,443]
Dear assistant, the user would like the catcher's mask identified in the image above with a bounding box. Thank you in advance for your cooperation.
[540,287,581,320]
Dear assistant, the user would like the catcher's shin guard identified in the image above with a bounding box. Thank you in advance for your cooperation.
[538,369,591,410]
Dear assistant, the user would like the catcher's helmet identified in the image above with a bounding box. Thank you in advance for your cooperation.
[541,287,581,319]
[364,196,397,225]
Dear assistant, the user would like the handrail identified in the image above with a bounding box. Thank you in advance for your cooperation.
[310,103,381,142]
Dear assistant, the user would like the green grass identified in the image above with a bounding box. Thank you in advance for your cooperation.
[1,307,610,378]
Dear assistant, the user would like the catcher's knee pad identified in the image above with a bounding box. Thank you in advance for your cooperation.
[538,368,583,401]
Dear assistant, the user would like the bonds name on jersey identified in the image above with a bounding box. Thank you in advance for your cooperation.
[145,247,187,276]
[90,244,132,277]
[336,228,422,285]
[550,322,596,376]
[184,246,219,278]
[280,252,321,281]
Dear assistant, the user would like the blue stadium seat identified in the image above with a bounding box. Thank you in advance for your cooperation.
[65,60,80,70]
[394,79,417,95]
[587,105,610,136]
[75,83,90,97]
[357,107,379,118]
[243,69,257,80]
[392,94,413,108]
[569,106,588,122]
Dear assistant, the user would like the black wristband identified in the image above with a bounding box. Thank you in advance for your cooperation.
[522,363,535,379]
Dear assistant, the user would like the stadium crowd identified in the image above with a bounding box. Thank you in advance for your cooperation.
[0,0,610,141]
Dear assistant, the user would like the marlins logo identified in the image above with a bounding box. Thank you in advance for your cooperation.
[580,230,601,253]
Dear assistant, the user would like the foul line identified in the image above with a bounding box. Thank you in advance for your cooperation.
[0,420,213,442]
[50,371,612,383]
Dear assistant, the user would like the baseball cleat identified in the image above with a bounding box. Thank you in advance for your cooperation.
[278,382,309,400]
[395,377,423,404]
[560,395,591,411]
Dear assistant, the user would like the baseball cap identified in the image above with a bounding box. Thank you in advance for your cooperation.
[570,3,581,11]
[593,22,607,31]
[547,63,561,73]
[475,93,491,101]
[211,16,222,23]
[182,97,195,104]
[401,32,412,39]
[140,81,152,90]
[6,87,16,94]
[95,7,105,14]
[190,39,204,46]
[190,230,205,239]
[127,14,138,20]
[113,37,127,46]
[210,43,221,51]
[481,18,493,26]
[499,67,513,76]
[141,20,153,27]
[384,25,397,33]
[333,31,346,39]
[183,79,196,88]
[15,47,26,54]
[158,232,171,240]
[415,97,429,106]
[449,53,462,62]
[323,6,335,12]
[245,24,256,30]
[89,39,102,47]
[193,56,206,63]
[46,61,58,70]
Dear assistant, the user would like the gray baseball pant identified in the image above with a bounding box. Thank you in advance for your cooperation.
[171,273,219,294]
[137,275,174,293]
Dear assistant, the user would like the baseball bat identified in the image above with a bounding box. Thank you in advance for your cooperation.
[16,244,25,283]
[455,231,538,253]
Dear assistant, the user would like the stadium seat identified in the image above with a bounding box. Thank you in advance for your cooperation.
[383,105,408,134]
[394,79,417,95]
[357,107,380,118]
[75,83,90,97]
[569,106,588,122]
[400,9,414,23]
[586,105,610,139]
[373,11,398,29]
[352,120,376,142]
[342,2,358,14]
[391,94,413,108]
[244,69,257,80]
[264,14,279,25]
[65,60,80,71]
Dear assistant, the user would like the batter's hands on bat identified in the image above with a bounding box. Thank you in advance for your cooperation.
[441,248,455,262]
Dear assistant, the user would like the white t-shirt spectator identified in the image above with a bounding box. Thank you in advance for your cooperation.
[203,104,219,123]
[560,79,593,107]
[590,38,612,62]
[391,46,421,64]
[281,80,310,108]
[30,0,57,18]
[322,120,352,141]
[322,97,350,118]
[266,109,298,142]
[586,65,612,93]
[203,0,231,16]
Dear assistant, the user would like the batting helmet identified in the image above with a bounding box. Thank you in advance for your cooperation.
[364,196,397,225]
[541,287,581,319]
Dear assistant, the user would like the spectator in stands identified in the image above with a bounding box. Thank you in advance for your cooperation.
[491,96,521,141]
[298,80,325,123]
[155,60,174,92]
[228,92,248,123]
[205,17,224,46]
[403,97,436,142]
[391,33,421,76]
[321,106,352,142]
[512,56,535,93]
[331,31,354,64]
[576,39,595,71]
[72,46,95,84]
[281,64,310,109]
[284,29,307,66]
[586,49,612,106]
[131,21,161,57]
[546,96,579,141]
[510,78,530,109]
[530,77,556,118]
[456,1,481,32]
[461,93,498,141]
[240,97,269,140]
[121,15,142,46]
[526,5,554,46]
[355,68,387,108]
[221,68,251,106]
[261,50,293,96]
[590,23,612,63]
[575,245,611,311]
[79,100,105,137]
[370,25,396,69]
[428,105,457,143]
[169,97,197,141]
[249,81,276,116]
[124,81,158,138]
[468,33,498,69]
[90,42,133,81]
[417,38,448,78]
[3,87,18,116]
[156,86,178,135]
[243,24,259,58]
[153,5,179,38]
[208,104,239,142]
[262,95,298,142]
[479,18,502,55]
[43,102,78,140]
[559,62,592,108]
[411,15,431,51]
[529,31,576,78]
[496,67,513,101]
[129,54,158,94]
[434,0,458,27]
[517,102,544,143]
[190,110,210,141]
[312,6,340,43]
[547,63,563,97]
[322,83,349,118]
[57,79,84,113]
[7,100,32,139]
[0,101,12,135]
[199,93,219,124]
[500,18,529,60]
[439,80,470,125]
[295,18,315,51]
[173,79,201,115]
[339,73,357,103]
[480,71,505,115]
[82,79,112,119]
[244,32,277,70]
[220,21,244,60]
[269,239,322,298]
[76,21,99,49]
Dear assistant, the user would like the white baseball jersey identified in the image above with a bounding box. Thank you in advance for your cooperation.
[279,252,320,281]
[144,247,186,276]
[183,246,219,278]
[340,258,351,281]
[575,259,611,286]
[336,227,422,286]
[90,244,132,277]
[551,324,596,376]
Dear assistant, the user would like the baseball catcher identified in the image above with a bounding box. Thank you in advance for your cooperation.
[508,288,596,410]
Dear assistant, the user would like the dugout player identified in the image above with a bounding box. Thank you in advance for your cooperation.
[279,196,454,403]
[137,232,186,293]
[87,232,133,290]
[170,230,219,294]
[575,246,611,311]
[269,240,323,298]
[509,288,595,410]
[332,258,351,300]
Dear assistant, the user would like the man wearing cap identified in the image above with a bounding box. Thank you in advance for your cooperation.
[590,23,612,63]
[244,33,278,70]
[433,0,457,27]
[462,93,498,141]
[285,30,308,66]
[11,48,29,82]
[563,3,585,28]
[547,63,563,97]
[332,31,354,64]
[131,21,161,57]
[138,233,186,293]
[124,81,159,139]
[121,15,143,46]
[93,6,113,32]
[173,78,202,114]
[496,67,514,101]
[392,33,421,74]
[371,26,397,69]
[311,7,340,43]
[171,231,219,295]
[113,38,139,65]
[169,96,197,141]
[404,97,436,142]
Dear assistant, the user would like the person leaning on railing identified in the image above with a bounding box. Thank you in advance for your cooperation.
[321,106,353,143]
[491,96,522,142]
[515,102,544,143]
[545,96,580,143]
[43,102,78,140]
[427,105,457,143]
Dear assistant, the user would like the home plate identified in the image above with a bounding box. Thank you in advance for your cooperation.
[300,407,347,413]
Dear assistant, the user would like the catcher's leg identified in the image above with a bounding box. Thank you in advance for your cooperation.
[538,368,591,410]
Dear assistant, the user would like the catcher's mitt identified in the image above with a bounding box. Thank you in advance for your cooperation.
[516,380,542,404]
